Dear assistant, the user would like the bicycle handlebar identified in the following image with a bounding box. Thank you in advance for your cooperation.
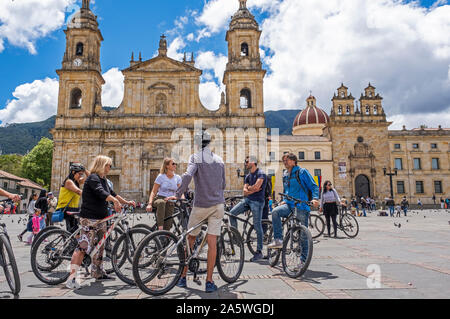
[278,193,312,206]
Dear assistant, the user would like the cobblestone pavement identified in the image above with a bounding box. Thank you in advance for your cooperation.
[1,209,449,299]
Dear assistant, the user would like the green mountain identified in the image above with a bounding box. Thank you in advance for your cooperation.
[0,116,56,155]
[265,109,299,135]
[0,109,300,155]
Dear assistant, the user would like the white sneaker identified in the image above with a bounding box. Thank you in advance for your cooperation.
[267,239,283,249]
[65,278,81,290]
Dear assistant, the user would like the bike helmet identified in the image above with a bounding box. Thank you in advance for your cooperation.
[69,163,85,173]
[193,130,211,148]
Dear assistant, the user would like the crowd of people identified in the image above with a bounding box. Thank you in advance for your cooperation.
[1,130,449,294]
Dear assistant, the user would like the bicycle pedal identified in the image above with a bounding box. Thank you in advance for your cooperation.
[193,278,202,286]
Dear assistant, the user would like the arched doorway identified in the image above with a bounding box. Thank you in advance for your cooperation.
[355,175,370,200]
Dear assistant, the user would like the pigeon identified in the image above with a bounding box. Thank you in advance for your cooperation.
[394,222,401,228]
[406,220,409,223]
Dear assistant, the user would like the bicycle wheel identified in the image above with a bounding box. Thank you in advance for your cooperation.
[132,230,184,296]
[31,226,60,248]
[341,213,359,238]
[246,219,273,257]
[281,225,313,278]
[309,214,325,239]
[133,224,153,233]
[112,228,151,285]
[0,234,21,295]
[30,229,75,285]
[216,226,244,283]
[103,227,123,274]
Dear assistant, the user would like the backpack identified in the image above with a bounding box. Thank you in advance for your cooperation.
[265,175,272,200]
[293,169,313,201]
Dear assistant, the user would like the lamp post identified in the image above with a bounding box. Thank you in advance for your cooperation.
[383,167,398,199]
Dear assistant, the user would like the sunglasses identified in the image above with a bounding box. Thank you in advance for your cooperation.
[171,163,177,166]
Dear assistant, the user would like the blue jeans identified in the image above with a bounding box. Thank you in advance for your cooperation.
[389,206,395,216]
[362,207,367,217]
[403,207,408,216]
[271,204,309,262]
[229,197,265,253]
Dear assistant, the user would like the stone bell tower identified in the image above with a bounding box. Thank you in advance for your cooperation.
[56,0,104,119]
[223,0,266,116]
[327,83,392,201]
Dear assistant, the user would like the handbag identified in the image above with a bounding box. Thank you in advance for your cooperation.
[52,196,75,223]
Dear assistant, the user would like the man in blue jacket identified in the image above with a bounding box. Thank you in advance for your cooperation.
[268,153,319,262]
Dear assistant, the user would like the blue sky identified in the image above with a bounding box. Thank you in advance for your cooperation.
[0,0,449,129]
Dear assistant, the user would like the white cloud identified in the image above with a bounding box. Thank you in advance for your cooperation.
[258,0,450,126]
[167,36,186,61]
[0,68,125,124]
[388,107,450,129]
[196,51,228,84]
[102,68,124,108]
[0,0,76,54]
[0,78,59,125]
[195,0,280,39]
[196,51,228,109]
[199,81,221,110]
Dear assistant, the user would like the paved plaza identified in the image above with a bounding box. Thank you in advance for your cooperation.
[1,209,450,299]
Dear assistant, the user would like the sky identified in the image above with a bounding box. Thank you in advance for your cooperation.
[0,0,449,130]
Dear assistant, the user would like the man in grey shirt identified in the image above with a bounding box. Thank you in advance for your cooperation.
[176,130,226,293]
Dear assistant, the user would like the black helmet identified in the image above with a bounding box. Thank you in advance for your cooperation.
[194,130,211,148]
[70,163,85,173]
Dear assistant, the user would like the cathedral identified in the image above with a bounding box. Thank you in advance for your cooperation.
[51,0,449,204]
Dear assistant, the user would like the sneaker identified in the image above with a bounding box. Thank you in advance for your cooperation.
[267,239,283,249]
[66,278,81,290]
[205,281,217,293]
[176,277,187,288]
[250,252,263,262]
[17,235,23,242]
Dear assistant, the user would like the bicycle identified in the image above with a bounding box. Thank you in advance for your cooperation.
[273,200,324,239]
[328,205,359,238]
[30,205,149,286]
[224,196,273,257]
[0,221,21,295]
[267,193,314,278]
[132,199,245,296]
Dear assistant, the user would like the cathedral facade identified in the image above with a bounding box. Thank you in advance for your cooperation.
[51,0,449,204]
[51,0,267,199]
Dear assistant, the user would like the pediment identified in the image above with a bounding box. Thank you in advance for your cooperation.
[122,56,200,73]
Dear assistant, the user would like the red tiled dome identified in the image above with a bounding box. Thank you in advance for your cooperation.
[293,97,330,128]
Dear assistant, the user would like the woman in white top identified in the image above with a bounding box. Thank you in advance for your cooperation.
[146,158,181,230]
[319,180,341,238]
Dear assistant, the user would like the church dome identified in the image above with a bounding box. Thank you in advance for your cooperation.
[292,95,330,136]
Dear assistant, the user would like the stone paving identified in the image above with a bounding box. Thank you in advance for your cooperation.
[1,209,449,299]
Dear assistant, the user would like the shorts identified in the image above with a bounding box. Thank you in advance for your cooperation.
[187,204,224,237]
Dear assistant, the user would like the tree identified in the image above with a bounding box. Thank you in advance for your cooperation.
[0,154,24,177]
[22,138,53,189]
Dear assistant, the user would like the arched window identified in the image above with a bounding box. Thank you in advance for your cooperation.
[108,151,117,168]
[76,42,84,56]
[373,105,378,115]
[240,89,252,108]
[340,91,345,98]
[338,105,343,115]
[70,88,82,108]
[365,105,370,115]
[156,93,167,114]
[346,105,351,115]
[241,43,249,57]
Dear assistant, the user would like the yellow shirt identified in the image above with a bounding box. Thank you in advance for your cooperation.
[56,186,80,212]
